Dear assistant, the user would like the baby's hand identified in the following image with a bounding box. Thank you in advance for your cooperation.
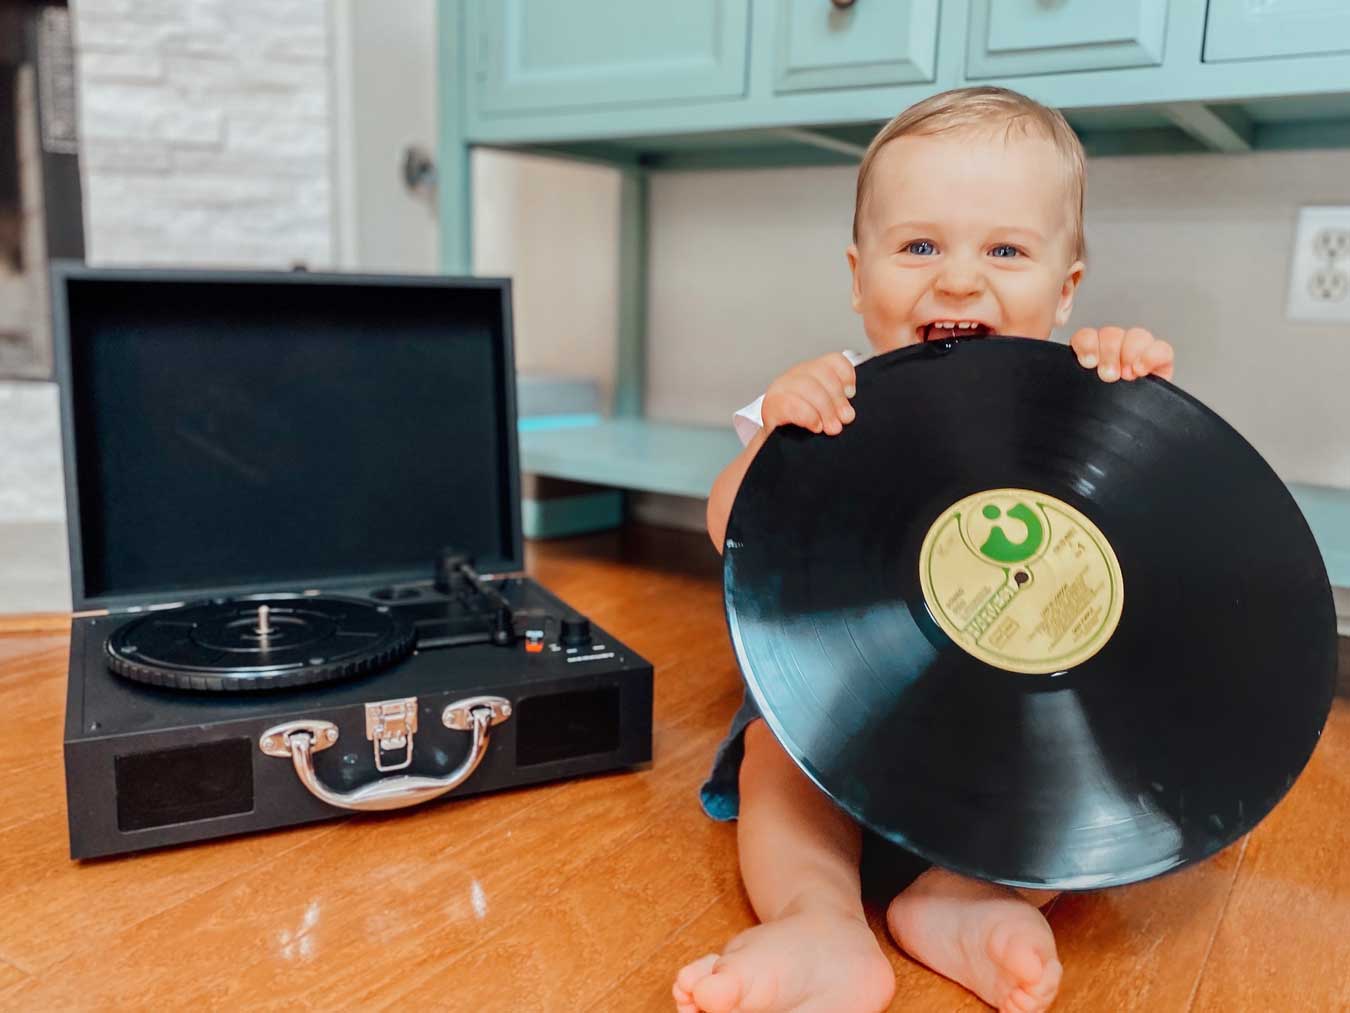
[1070,327,1174,383]
[762,352,857,436]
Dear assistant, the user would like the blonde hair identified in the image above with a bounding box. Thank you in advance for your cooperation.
[852,86,1086,261]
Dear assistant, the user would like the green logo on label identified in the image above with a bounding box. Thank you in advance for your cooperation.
[977,502,1044,565]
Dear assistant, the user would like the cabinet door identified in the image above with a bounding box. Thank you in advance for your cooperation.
[773,0,938,93]
[965,0,1167,79]
[1205,0,1350,62]
[471,0,750,115]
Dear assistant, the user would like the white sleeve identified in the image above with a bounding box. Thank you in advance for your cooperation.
[730,349,869,447]
[842,349,870,367]
[732,396,765,447]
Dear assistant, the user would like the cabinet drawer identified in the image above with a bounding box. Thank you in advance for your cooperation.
[1204,0,1350,62]
[965,0,1167,79]
[773,0,938,93]
[471,0,750,115]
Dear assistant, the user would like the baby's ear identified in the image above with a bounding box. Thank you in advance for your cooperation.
[1054,260,1086,327]
[846,243,863,313]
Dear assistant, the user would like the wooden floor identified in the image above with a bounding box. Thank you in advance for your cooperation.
[0,524,1346,1011]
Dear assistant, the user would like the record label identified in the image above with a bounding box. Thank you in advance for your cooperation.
[918,488,1123,674]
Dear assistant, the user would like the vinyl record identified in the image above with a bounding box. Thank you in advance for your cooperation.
[724,337,1336,890]
[106,595,416,692]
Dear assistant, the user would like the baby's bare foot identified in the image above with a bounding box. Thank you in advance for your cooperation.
[886,868,1061,1012]
[672,908,894,1013]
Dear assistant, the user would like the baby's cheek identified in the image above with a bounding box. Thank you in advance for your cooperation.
[867,327,915,355]
[1005,312,1059,341]
[856,309,905,354]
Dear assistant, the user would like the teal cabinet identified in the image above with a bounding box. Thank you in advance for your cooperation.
[442,0,1350,551]
[469,0,750,115]
[1204,0,1350,63]
[773,0,938,93]
[457,0,1350,149]
[965,0,1168,79]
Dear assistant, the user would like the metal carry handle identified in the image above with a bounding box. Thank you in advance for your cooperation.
[259,696,511,812]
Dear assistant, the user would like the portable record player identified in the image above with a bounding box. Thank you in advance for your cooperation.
[54,264,652,860]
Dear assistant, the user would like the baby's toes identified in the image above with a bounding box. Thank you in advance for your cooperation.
[1027,956,1062,1001]
[673,954,719,1012]
[689,961,749,1013]
[694,949,788,1013]
[1001,956,1061,1013]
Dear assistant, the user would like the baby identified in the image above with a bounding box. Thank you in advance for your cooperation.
[673,86,1175,1013]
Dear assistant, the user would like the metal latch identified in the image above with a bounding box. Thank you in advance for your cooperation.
[365,697,418,772]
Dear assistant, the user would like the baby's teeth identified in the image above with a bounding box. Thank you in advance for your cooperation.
[958,321,973,329]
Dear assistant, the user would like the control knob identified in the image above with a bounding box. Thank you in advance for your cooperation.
[559,612,591,648]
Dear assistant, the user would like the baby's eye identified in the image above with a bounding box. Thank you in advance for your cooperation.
[989,244,1020,258]
[904,240,936,256]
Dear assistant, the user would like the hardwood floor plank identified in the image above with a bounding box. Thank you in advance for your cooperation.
[0,640,69,779]
[600,887,757,1011]
[0,615,71,637]
[0,761,65,835]
[0,956,29,993]
[393,791,748,1012]
[1188,701,1350,1012]
[0,813,341,973]
[1044,840,1245,1012]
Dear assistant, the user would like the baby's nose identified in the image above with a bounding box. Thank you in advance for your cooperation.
[934,258,986,297]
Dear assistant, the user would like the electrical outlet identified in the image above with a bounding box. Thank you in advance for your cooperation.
[1287,206,1350,322]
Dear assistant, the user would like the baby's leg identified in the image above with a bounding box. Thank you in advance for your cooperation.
[673,719,895,1013]
[886,869,1062,1012]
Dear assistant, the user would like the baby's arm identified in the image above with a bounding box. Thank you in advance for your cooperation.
[706,428,769,553]
[706,353,858,553]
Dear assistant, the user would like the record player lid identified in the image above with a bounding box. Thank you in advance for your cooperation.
[53,264,524,611]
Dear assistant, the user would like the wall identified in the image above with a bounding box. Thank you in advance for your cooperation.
[645,149,1350,491]
[0,0,333,530]
[75,0,332,268]
[472,149,620,408]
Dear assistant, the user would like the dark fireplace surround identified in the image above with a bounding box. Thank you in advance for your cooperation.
[1,0,84,380]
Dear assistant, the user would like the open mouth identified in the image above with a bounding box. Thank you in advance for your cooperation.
[919,321,994,342]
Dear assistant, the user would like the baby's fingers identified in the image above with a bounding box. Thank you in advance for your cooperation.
[1069,328,1100,369]
[822,352,858,398]
[778,394,826,434]
[1130,339,1174,381]
[1094,326,1127,381]
[809,356,857,430]
[1118,328,1154,380]
[800,375,852,435]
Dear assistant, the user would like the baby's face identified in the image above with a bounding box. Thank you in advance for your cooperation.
[847,131,1084,353]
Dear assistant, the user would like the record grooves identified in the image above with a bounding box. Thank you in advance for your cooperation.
[724,337,1336,889]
